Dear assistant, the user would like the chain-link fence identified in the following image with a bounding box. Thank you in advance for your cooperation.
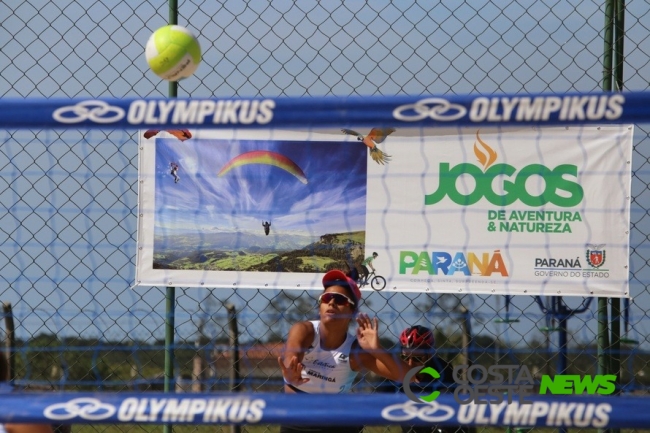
[2,0,650,428]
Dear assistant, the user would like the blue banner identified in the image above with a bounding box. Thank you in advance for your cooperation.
[0,91,649,129]
[0,392,648,428]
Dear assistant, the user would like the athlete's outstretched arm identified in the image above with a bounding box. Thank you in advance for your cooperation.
[277,321,314,387]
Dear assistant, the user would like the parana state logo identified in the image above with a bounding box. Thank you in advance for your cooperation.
[586,244,606,269]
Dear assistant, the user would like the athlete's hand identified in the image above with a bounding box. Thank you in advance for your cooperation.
[356,312,380,353]
[278,356,309,387]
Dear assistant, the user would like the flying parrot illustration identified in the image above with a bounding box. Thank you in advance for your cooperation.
[341,127,395,165]
[143,129,192,141]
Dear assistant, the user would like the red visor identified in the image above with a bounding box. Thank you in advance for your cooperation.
[322,269,362,305]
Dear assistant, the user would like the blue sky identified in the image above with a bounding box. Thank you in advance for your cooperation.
[153,136,367,237]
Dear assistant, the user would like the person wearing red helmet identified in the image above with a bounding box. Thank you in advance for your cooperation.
[397,325,473,433]
[277,269,411,433]
[400,325,435,350]
[399,325,452,384]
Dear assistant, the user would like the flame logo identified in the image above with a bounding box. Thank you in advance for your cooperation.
[473,130,497,171]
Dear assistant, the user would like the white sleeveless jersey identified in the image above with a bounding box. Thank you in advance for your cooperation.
[293,320,358,393]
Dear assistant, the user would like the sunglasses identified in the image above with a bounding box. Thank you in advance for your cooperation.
[318,292,355,307]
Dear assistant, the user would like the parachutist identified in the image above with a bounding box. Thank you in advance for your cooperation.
[170,162,180,183]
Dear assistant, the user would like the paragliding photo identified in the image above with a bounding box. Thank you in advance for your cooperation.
[148,130,368,274]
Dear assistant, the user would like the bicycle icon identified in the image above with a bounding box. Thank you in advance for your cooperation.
[358,270,386,291]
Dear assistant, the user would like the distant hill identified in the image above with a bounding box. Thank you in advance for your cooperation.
[154,230,317,253]
[153,230,366,272]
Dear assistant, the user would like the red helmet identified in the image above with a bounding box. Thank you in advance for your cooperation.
[399,325,434,349]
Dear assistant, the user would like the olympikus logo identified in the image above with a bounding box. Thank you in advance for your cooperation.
[394,94,625,123]
[53,99,275,125]
[127,100,275,125]
[43,396,266,423]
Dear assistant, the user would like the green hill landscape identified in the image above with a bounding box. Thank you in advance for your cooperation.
[153,230,366,273]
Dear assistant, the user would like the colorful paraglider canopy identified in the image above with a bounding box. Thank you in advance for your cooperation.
[218,150,308,184]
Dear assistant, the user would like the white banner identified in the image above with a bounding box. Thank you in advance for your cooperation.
[136,126,632,297]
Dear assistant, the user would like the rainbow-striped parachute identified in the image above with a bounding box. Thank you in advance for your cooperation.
[217,150,308,184]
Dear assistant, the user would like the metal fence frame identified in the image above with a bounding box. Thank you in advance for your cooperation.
[2,0,650,431]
